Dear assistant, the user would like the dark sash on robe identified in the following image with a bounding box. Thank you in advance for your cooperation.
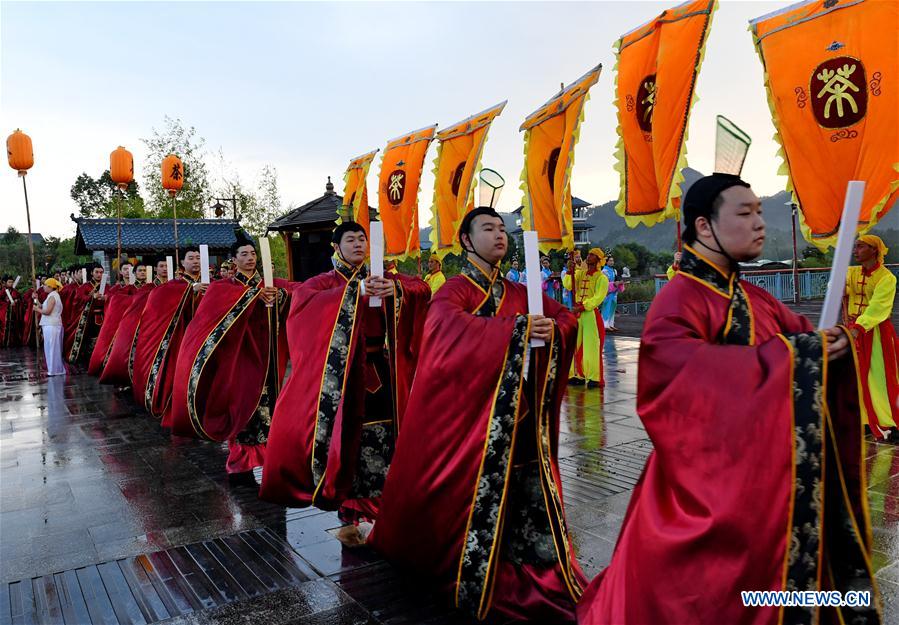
[131,278,198,421]
[259,263,429,519]
[87,285,135,376]
[577,246,881,625]
[100,283,154,385]
[369,261,585,623]
[65,281,103,363]
[169,272,291,470]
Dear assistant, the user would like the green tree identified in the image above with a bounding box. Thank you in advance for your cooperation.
[70,170,145,218]
[218,165,282,237]
[141,116,211,218]
[44,237,88,272]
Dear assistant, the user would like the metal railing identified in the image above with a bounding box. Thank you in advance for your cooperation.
[653,264,899,302]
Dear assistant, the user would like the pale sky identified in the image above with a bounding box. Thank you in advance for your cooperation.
[1,0,792,239]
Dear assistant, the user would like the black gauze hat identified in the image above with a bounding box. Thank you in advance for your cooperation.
[682,173,750,240]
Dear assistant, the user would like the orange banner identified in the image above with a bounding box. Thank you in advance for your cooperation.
[340,150,378,238]
[520,65,601,253]
[378,125,437,259]
[751,0,898,249]
[614,0,717,228]
[428,102,506,259]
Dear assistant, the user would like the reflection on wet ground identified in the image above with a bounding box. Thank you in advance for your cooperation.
[1,337,896,623]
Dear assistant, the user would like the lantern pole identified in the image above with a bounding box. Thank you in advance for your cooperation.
[116,185,125,283]
[20,174,39,354]
[171,191,179,262]
[788,201,800,305]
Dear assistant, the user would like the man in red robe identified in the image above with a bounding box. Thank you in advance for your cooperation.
[100,264,154,386]
[369,207,584,623]
[154,256,169,285]
[132,248,205,422]
[88,261,139,376]
[170,236,290,478]
[260,221,430,524]
[65,263,105,364]
[21,278,46,347]
[577,174,881,624]
[1,276,22,348]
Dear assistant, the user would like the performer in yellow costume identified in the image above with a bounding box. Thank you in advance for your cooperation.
[845,234,898,440]
[563,248,609,388]
[424,255,446,294]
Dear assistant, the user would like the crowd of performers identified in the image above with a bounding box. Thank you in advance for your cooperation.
[1,174,895,623]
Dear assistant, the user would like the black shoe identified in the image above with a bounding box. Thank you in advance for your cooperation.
[227,471,258,487]
[587,381,602,389]
[568,378,585,386]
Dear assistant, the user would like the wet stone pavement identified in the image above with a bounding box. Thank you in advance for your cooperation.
[1,338,897,624]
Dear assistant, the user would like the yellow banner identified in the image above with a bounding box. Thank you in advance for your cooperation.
[378,125,437,259]
[751,0,899,250]
[428,101,506,259]
[614,0,717,229]
[519,65,601,254]
[340,150,378,238]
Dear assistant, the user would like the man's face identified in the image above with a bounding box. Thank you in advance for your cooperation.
[573,251,582,263]
[607,257,615,267]
[5,280,12,288]
[541,258,550,269]
[234,245,257,272]
[697,186,766,261]
[586,254,599,267]
[463,215,507,265]
[156,260,168,278]
[182,251,201,274]
[512,260,519,270]
[853,240,877,264]
[428,257,439,273]
[135,266,146,281]
[336,231,368,266]
[121,264,132,278]
[92,267,104,282]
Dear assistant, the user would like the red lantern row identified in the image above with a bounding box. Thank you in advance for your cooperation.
[7,130,183,195]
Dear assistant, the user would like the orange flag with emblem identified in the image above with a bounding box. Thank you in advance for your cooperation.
[614,0,717,229]
[340,150,377,238]
[520,64,601,254]
[428,101,506,259]
[751,0,899,250]
[378,125,437,259]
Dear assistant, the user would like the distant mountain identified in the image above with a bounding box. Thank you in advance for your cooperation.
[586,167,898,260]
[420,166,898,260]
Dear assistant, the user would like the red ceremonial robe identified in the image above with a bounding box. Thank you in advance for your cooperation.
[577,246,881,625]
[65,281,104,364]
[131,277,200,421]
[87,284,136,376]
[0,289,22,348]
[60,283,80,351]
[100,282,154,385]
[170,271,290,473]
[259,263,429,520]
[369,261,585,623]
[21,288,45,346]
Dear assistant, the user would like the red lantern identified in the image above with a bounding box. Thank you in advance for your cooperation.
[110,146,134,189]
[162,154,184,196]
[7,129,34,176]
